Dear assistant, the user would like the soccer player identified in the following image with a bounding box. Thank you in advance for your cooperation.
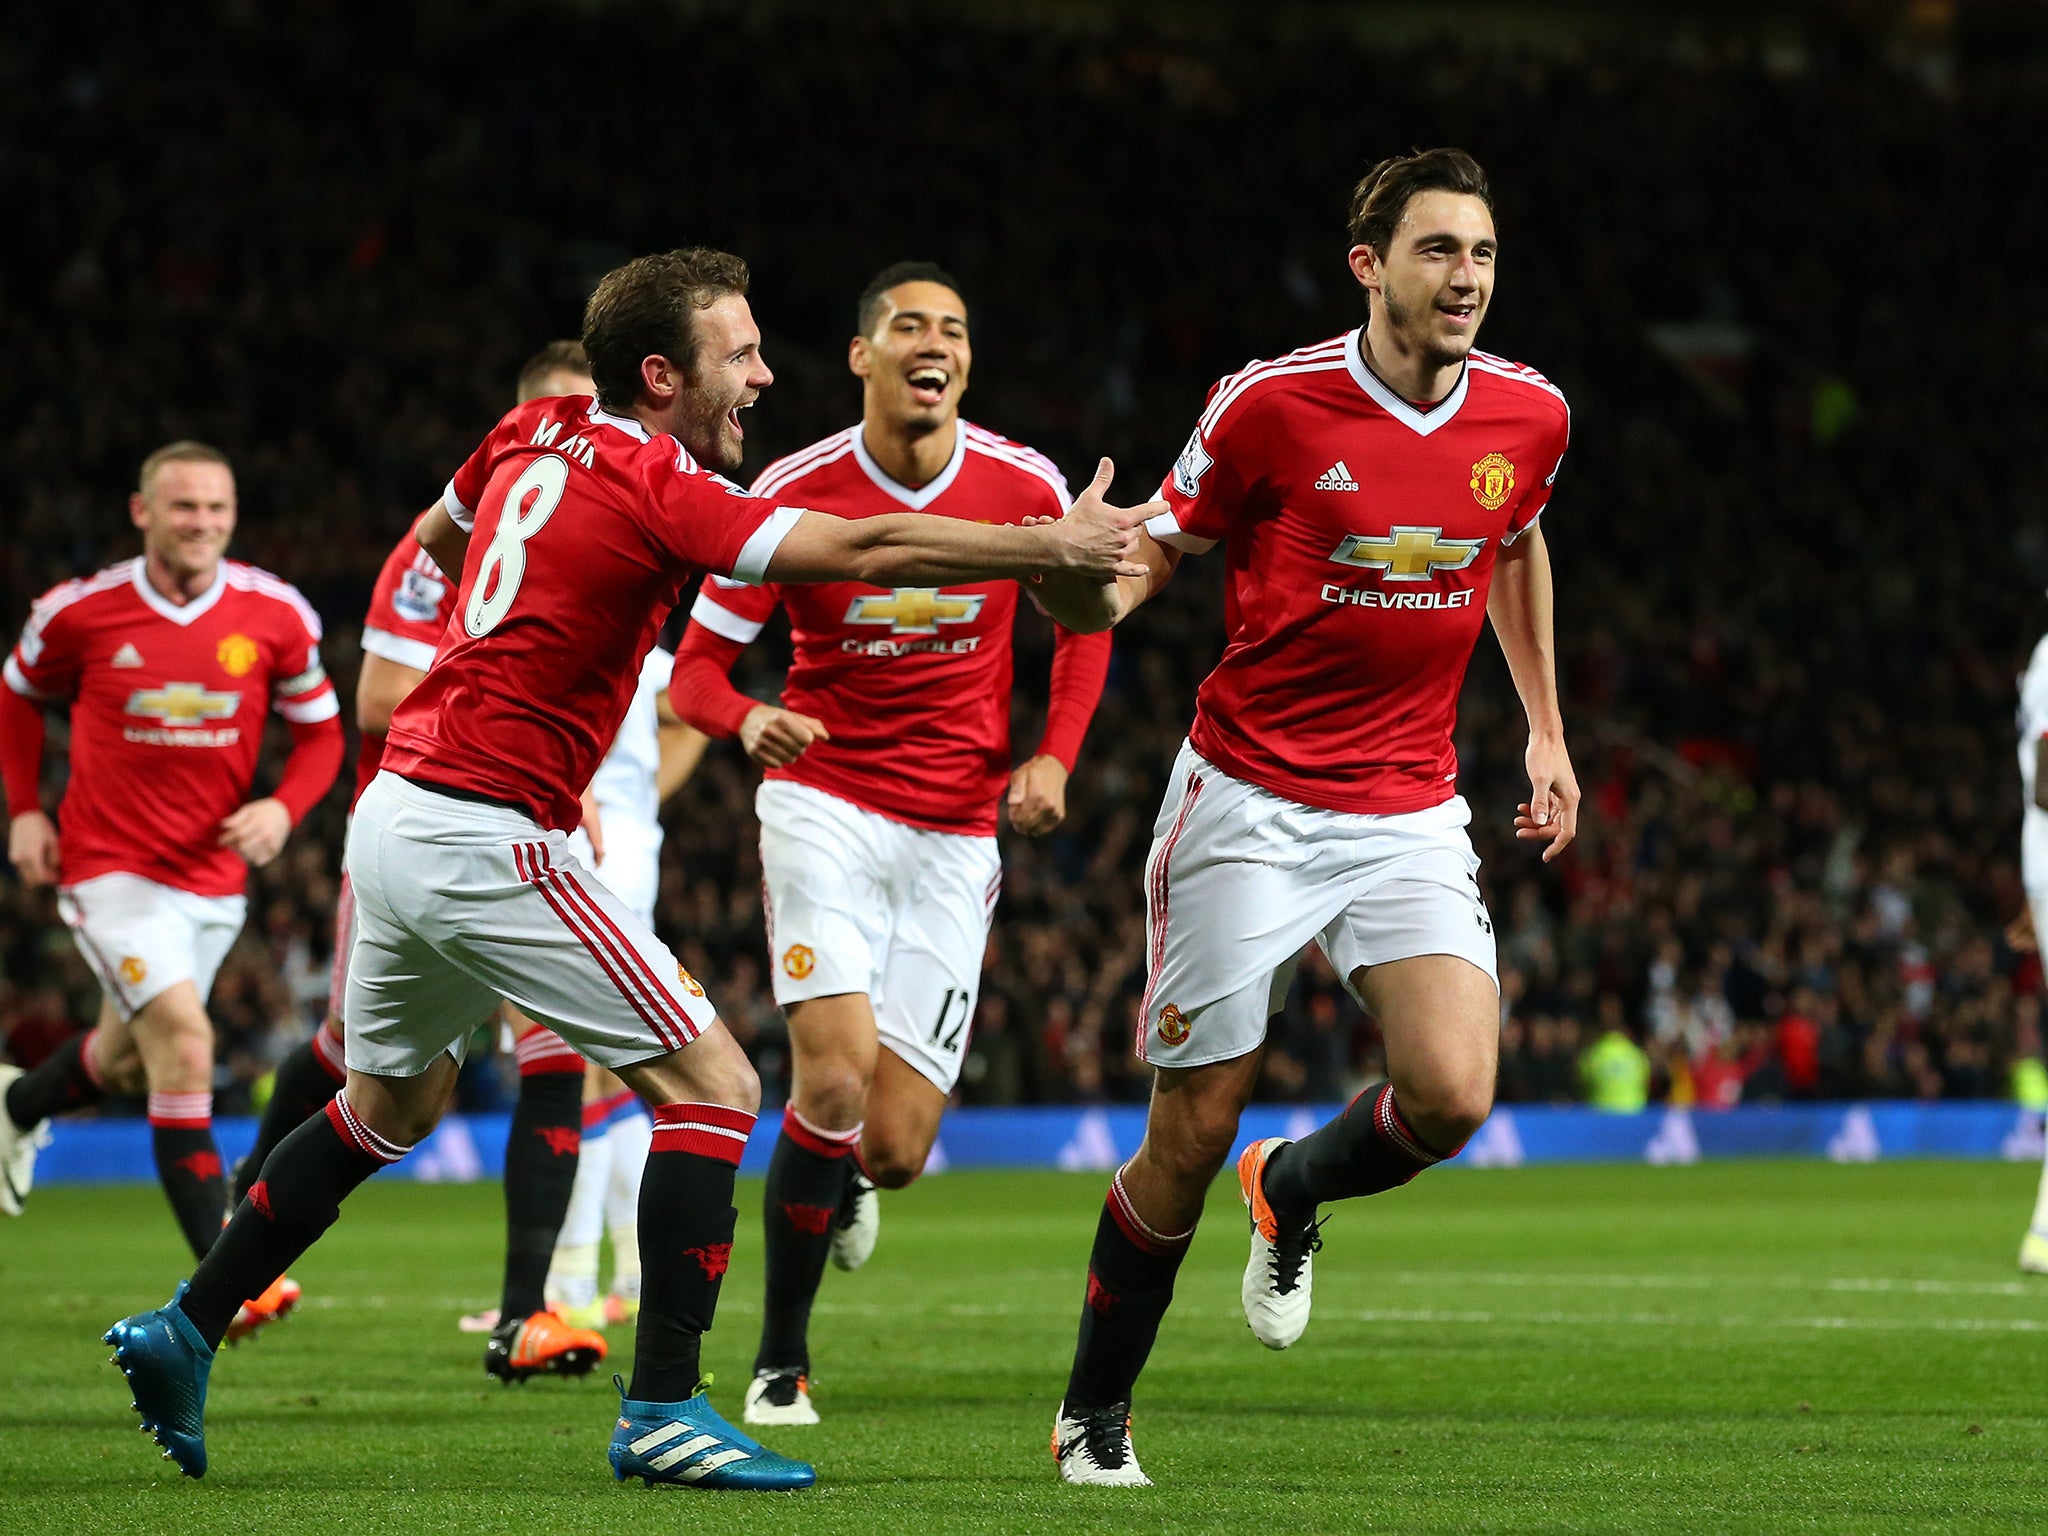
[229,341,629,1378]
[103,246,1151,1488]
[669,260,1111,1426]
[0,444,344,1269]
[2010,628,2048,1273]
[1029,149,1579,1485]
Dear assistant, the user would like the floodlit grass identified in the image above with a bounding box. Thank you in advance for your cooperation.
[3,1160,2044,1533]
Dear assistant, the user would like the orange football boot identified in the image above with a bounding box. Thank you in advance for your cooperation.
[484,1309,608,1382]
[226,1274,303,1343]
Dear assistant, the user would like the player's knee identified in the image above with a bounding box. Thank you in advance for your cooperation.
[791,1060,868,1130]
[1148,1111,1238,1188]
[860,1134,930,1190]
[694,1048,762,1118]
[1399,1077,1493,1154]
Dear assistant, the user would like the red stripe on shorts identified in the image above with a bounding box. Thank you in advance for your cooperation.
[519,843,688,1053]
[1138,772,1204,1050]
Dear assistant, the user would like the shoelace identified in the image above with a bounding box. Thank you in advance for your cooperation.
[1268,1214,1326,1295]
[1061,1403,1134,1469]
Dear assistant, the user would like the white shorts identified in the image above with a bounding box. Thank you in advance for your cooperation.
[328,866,356,1021]
[342,773,717,1078]
[1138,742,1498,1069]
[58,872,247,1022]
[567,813,663,927]
[757,779,1000,1094]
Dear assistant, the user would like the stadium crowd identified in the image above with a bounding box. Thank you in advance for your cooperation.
[3,0,2043,1115]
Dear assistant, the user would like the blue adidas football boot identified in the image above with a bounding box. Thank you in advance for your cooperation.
[105,1283,215,1478]
[608,1375,816,1490]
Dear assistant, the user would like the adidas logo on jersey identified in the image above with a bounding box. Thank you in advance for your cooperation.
[1314,461,1359,492]
[111,643,144,669]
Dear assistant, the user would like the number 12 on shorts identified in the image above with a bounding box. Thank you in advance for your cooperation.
[928,988,970,1054]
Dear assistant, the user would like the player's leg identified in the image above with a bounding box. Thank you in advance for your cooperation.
[747,781,891,1420]
[0,995,117,1216]
[230,873,356,1206]
[547,1063,620,1327]
[2021,890,2048,1273]
[1245,845,1500,1347]
[601,1091,651,1322]
[495,1007,586,1334]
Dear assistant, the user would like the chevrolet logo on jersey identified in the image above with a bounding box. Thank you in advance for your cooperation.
[844,589,987,635]
[125,682,241,726]
[1329,527,1485,581]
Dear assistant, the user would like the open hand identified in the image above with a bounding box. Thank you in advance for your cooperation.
[1051,459,1159,582]
[1513,735,1580,863]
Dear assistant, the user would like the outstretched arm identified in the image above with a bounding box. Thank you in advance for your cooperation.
[1031,527,1179,634]
[1488,524,1579,862]
[764,459,1156,588]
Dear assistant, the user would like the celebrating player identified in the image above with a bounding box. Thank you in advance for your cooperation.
[2009,628,2048,1273]
[103,246,1152,1489]
[228,341,632,1378]
[670,261,1111,1425]
[1029,150,1578,1484]
[0,444,343,1270]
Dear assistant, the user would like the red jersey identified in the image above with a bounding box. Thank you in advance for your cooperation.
[381,395,797,831]
[1148,329,1570,815]
[352,515,455,806]
[676,423,1111,835]
[3,558,339,896]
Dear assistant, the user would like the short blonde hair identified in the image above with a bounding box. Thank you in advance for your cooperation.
[138,440,232,497]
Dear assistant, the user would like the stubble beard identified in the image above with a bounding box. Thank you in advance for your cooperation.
[1380,287,1479,371]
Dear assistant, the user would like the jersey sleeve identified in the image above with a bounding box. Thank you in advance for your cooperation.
[650,459,804,586]
[361,532,454,673]
[268,585,341,724]
[1146,376,1257,556]
[1504,400,1571,545]
[689,572,782,645]
[3,583,89,703]
[442,409,524,532]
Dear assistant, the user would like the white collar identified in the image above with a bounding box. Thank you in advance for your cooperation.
[130,558,228,626]
[1344,328,1469,436]
[586,398,651,443]
[851,421,967,510]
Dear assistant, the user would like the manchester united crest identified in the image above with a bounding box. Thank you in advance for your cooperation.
[1156,1003,1189,1046]
[216,632,260,677]
[1469,452,1515,511]
[676,963,705,998]
[782,944,815,981]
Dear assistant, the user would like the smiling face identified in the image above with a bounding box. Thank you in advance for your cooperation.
[130,460,236,586]
[672,293,774,474]
[850,280,971,437]
[1350,188,1497,370]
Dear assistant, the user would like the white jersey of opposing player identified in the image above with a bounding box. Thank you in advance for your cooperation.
[591,645,673,831]
[2019,633,2048,894]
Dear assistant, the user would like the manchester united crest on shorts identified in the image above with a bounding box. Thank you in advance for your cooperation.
[215,633,261,677]
[782,944,815,980]
[119,956,148,986]
[1156,1003,1189,1046]
[676,963,705,997]
[1469,452,1515,511]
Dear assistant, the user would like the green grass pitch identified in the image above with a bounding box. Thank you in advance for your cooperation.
[2,1161,2045,1534]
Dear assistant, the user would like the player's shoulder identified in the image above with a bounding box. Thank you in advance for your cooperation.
[961,422,1069,504]
[24,559,142,625]
[221,561,325,639]
[748,426,861,499]
[1198,332,1356,436]
[1465,348,1571,424]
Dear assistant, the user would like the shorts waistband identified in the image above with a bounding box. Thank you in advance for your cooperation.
[397,774,528,816]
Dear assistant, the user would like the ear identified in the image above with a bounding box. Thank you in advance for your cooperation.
[1347,243,1382,302]
[638,353,681,406]
[128,491,148,530]
[848,334,872,381]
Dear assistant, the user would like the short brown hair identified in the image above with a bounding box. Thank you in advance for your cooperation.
[515,339,591,403]
[137,440,231,496]
[1347,147,1492,257]
[582,248,751,411]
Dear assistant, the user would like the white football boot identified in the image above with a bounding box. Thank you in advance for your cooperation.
[743,1367,821,1427]
[0,1065,50,1217]
[2020,1229,2048,1275]
[1237,1137,1322,1350]
[1052,1401,1151,1486]
[830,1170,879,1272]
